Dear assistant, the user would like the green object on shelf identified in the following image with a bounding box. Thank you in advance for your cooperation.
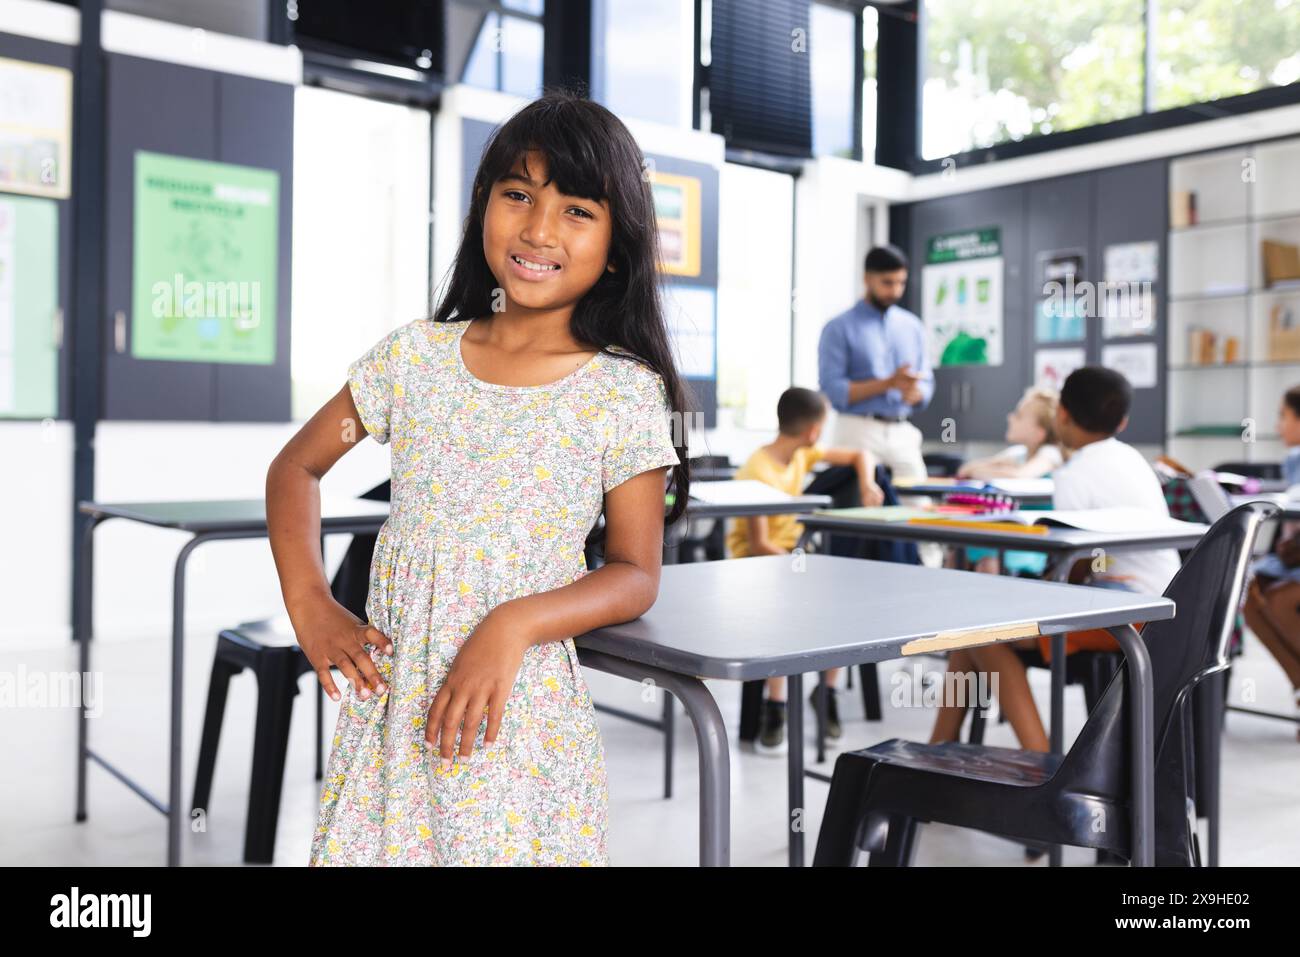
[1175,425,1246,437]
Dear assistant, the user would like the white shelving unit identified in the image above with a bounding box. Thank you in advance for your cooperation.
[1167,137,1300,471]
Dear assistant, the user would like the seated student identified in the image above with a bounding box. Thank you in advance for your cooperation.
[726,387,884,754]
[929,366,1180,755]
[957,386,1065,577]
[1242,385,1300,738]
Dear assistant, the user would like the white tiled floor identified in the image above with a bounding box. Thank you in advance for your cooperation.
[3,630,1297,866]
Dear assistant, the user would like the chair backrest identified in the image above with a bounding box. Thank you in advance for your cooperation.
[1058,501,1274,780]
[1187,473,1232,522]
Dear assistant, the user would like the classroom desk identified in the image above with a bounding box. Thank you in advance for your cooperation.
[575,554,1173,866]
[75,490,834,866]
[618,490,834,798]
[74,497,393,867]
[795,509,1206,865]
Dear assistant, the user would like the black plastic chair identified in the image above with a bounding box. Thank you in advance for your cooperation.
[812,502,1274,867]
[191,617,318,864]
[191,480,389,863]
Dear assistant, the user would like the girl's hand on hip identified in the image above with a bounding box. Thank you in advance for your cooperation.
[425,605,532,769]
[291,596,392,703]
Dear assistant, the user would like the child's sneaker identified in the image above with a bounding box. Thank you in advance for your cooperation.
[809,684,843,741]
[755,699,787,755]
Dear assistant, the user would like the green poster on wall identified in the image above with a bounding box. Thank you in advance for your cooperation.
[0,194,58,418]
[131,151,278,364]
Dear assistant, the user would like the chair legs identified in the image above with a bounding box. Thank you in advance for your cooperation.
[244,655,302,864]
[192,657,244,816]
[812,754,877,865]
[858,663,882,721]
[867,815,920,867]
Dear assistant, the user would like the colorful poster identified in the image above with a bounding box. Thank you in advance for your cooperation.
[0,57,73,200]
[1035,250,1086,343]
[1033,347,1085,392]
[1102,342,1158,388]
[922,227,1003,367]
[131,151,279,364]
[650,171,701,278]
[0,195,59,417]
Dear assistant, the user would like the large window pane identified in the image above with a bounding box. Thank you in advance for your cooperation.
[811,2,857,157]
[1155,0,1300,111]
[862,5,878,161]
[593,0,693,127]
[291,87,431,418]
[922,0,1145,159]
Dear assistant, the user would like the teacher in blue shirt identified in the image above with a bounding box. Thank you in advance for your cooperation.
[818,244,939,563]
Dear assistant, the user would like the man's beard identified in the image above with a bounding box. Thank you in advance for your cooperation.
[867,291,898,312]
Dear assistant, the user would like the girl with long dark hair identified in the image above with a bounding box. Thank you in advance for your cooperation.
[266,89,692,865]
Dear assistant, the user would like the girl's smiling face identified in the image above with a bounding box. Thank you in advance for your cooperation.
[481,149,614,313]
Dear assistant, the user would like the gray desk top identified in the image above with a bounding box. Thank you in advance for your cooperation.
[800,510,1206,554]
[78,493,830,534]
[684,494,832,521]
[575,554,1174,680]
[78,497,392,533]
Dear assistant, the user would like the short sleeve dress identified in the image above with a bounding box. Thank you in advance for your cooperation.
[309,317,682,866]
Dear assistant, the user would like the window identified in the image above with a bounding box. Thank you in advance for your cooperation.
[862,4,878,161]
[291,87,431,418]
[923,0,1146,160]
[454,0,545,99]
[1155,0,1300,111]
[592,0,694,127]
[811,2,858,157]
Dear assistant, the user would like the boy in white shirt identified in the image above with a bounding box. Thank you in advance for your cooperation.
[930,366,1179,758]
[1051,367,1181,595]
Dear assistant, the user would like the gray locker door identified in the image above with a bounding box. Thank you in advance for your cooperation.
[907,183,1028,444]
[1092,160,1166,444]
[103,53,218,420]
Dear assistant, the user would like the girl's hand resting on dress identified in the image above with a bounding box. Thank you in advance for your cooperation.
[292,596,392,703]
[425,604,532,770]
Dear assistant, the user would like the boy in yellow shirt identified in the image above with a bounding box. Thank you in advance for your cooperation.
[727,387,883,753]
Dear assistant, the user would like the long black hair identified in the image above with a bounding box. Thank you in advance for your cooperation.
[430,88,693,536]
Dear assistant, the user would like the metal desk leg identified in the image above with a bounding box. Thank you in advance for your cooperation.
[814,670,828,765]
[662,692,675,799]
[575,648,730,866]
[1045,551,1083,869]
[788,671,804,867]
[167,535,207,867]
[75,514,104,824]
[1108,624,1154,867]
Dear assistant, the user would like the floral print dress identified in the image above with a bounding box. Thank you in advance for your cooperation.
[308,317,681,866]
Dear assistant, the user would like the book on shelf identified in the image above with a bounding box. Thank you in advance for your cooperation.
[1268,300,1300,361]
[1263,240,1300,287]
[1171,189,1197,228]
